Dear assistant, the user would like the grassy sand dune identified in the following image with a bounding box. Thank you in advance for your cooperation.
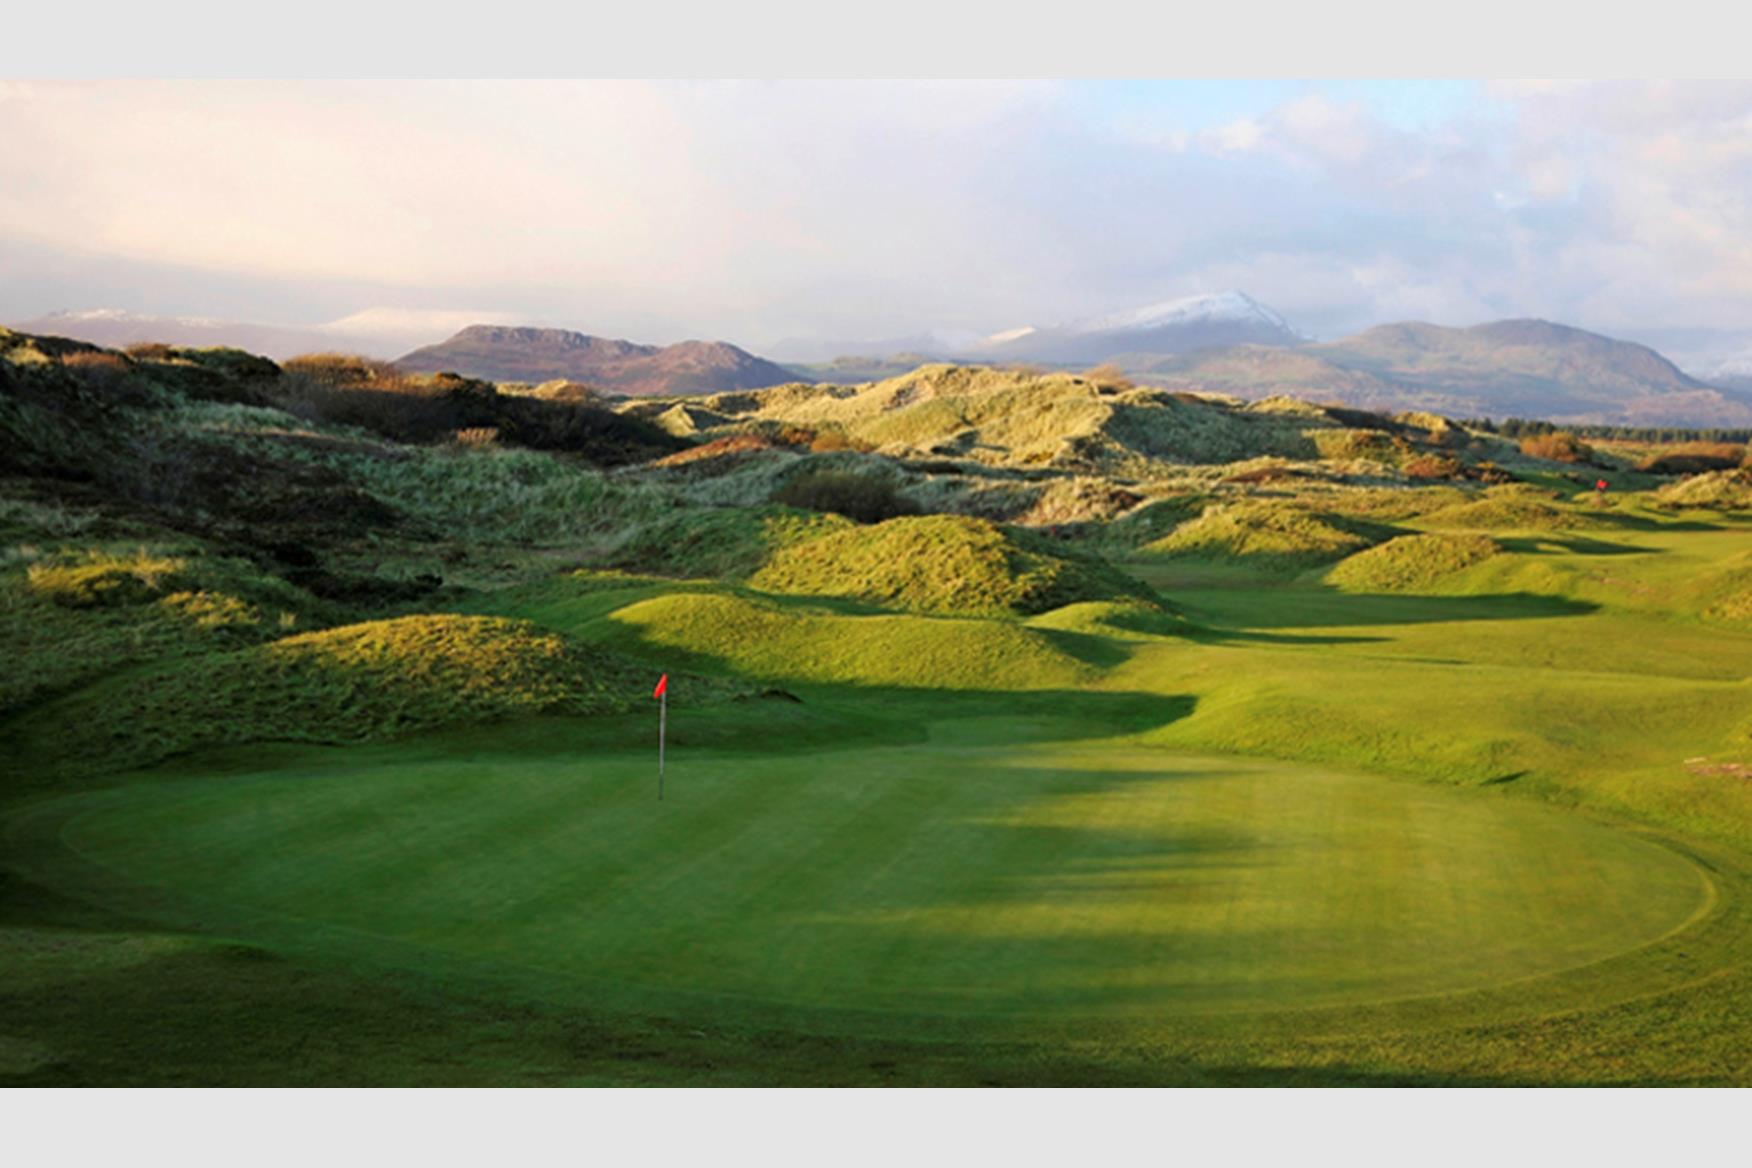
[748,514,1157,616]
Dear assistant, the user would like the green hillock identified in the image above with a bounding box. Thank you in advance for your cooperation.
[1651,469,1752,512]
[1325,533,1502,593]
[1420,486,1594,531]
[747,514,1157,615]
[1140,502,1378,571]
[603,591,1100,689]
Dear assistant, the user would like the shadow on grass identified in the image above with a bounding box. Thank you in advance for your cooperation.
[1494,534,1649,556]
[0,871,1720,1087]
[1588,511,1723,534]
[1175,586,1599,631]
[1184,627,1385,646]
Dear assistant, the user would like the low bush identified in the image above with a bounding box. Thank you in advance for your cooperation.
[1519,431,1593,463]
[1403,453,1464,480]
[771,469,920,524]
[58,350,156,408]
[1312,428,1410,464]
[281,352,395,385]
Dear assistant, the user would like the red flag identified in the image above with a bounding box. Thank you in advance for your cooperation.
[652,673,668,699]
[1596,479,1608,491]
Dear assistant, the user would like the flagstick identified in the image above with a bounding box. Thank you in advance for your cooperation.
[658,688,667,802]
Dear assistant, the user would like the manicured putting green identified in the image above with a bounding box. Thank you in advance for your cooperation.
[48,735,1707,1026]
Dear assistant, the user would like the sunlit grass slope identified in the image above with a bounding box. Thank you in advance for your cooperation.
[1,545,334,714]
[1325,533,1502,593]
[600,592,1105,689]
[12,614,729,777]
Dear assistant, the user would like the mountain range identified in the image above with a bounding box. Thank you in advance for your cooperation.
[1134,318,1752,427]
[765,291,1303,365]
[789,293,1752,426]
[14,294,1752,425]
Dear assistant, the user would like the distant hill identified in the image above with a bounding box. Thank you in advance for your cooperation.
[396,326,802,396]
[1135,318,1752,427]
[11,309,345,360]
[974,291,1305,364]
[8,307,490,360]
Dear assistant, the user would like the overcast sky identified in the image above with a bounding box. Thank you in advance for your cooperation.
[3,80,1750,351]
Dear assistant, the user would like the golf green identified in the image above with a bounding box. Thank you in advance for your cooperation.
[23,730,1710,1031]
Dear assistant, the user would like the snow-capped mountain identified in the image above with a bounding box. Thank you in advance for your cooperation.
[1064,291,1296,338]
[976,291,1304,364]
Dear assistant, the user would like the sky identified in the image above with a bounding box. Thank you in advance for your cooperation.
[3,79,1751,358]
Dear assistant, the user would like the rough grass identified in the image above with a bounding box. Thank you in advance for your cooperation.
[168,401,672,544]
[748,514,1157,616]
[603,506,852,580]
[0,546,331,713]
[1325,533,1502,594]
[26,551,192,608]
[1697,555,1752,626]
[1316,485,1471,522]
[12,614,718,777]
[1140,502,1377,571]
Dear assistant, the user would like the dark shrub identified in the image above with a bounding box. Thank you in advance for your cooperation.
[281,352,394,385]
[1638,442,1747,475]
[772,470,920,524]
[1403,454,1463,480]
[270,364,683,466]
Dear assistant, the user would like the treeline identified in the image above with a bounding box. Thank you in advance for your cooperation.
[1462,417,1752,443]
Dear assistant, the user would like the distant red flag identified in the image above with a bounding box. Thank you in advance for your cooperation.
[653,673,668,699]
[1596,479,1609,491]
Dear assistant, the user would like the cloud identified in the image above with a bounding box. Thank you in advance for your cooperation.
[4,81,1752,348]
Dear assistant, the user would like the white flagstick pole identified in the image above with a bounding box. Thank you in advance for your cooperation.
[658,686,667,802]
